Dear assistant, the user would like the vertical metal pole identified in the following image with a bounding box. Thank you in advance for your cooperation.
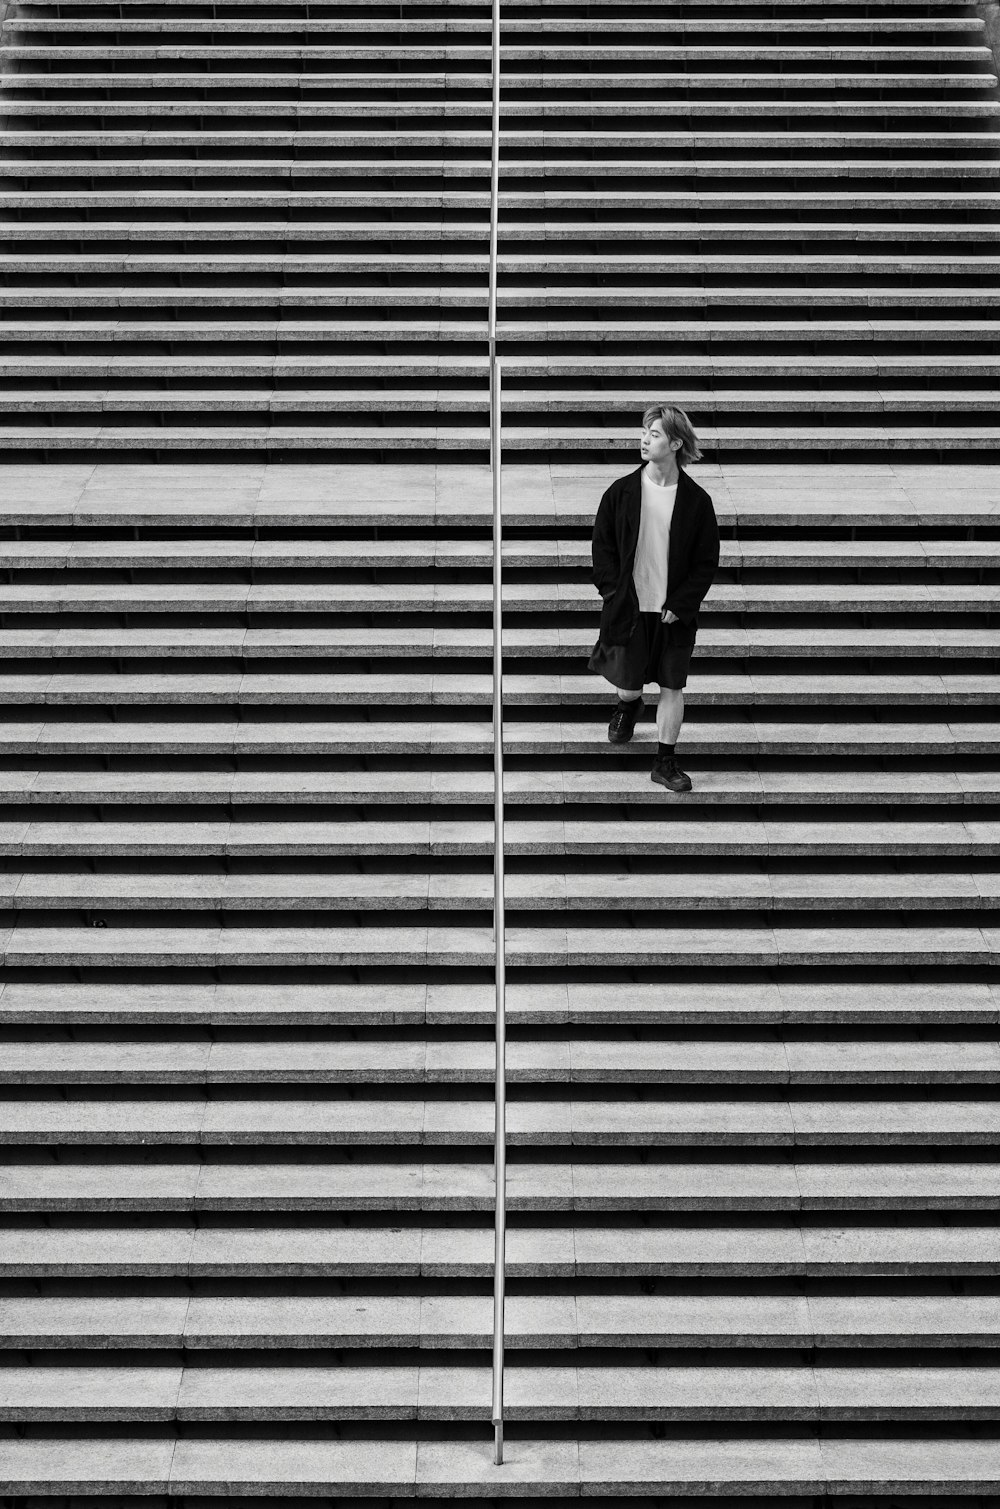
[490,357,505,1470]
[488,0,506,1471]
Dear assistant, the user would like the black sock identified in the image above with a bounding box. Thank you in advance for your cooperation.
[657,742,675,758]
[617,695,641,709]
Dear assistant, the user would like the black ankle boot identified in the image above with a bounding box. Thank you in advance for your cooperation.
[608,696,643,744]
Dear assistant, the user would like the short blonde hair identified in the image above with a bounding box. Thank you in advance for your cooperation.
[642,403,703,465]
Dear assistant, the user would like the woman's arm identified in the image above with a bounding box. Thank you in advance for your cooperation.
[591,487,620,597]
[664,498,720,626]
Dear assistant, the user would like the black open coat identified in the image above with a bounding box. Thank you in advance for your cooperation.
[591,464,720,647]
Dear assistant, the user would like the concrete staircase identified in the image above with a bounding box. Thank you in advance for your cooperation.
[0,0,999,454]
[0,456,998,1497]
[2,0,1000,1499]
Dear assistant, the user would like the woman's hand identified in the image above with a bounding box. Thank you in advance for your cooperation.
[661,609,679,624]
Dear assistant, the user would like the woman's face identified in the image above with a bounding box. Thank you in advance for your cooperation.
[640,420,680,465]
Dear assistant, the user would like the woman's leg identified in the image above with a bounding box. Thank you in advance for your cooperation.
[656,686,684,744]
[607,681,644,744]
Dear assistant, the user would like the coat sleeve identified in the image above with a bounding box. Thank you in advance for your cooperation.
[664,494,720,626]
[591,485,619,598]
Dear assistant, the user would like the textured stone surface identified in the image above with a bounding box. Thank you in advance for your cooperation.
[0,0,998,1491]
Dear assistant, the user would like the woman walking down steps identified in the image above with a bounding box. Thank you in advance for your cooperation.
[588,404,721,791]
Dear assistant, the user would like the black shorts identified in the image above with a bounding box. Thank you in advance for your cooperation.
[587,611,694,692]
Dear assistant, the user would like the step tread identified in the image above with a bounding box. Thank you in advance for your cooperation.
[1,1094,997,1146]
[2,42,989,56]
[4,426,1000,452]
[4,131,997,147]
[6,216,1000,241]
[0,670,997,708]
[3,627,1000,654]
[9,292,1000,316]
[7,315,1000,335]
[3,1036,996,1082]
[4,100,997,123]
[2,818,1000,858]
[1,718,997,758]
[1,1360,999,1420]
[9,16,985,29]
[0,460,995,527]
[5,870,1000,911]
[1,769,998,807]
[6,162,997,178]
[1,923,999,968]
[2,1158,998,1210]
[2,1433,1000,1494]
[1,1221,995,1276]
[2,583,999,611]
[0,535,995,565]
[0,979,994,1025]
[8,387,1000,412]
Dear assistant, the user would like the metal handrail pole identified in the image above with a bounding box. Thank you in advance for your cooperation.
[488,0,506,1470]
[490,357,506,1470]
[488,0,500,352]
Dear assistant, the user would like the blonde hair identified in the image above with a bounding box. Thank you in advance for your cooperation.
[642,403,703,465]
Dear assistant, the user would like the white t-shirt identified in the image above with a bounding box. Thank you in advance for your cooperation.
[632,471,677,612]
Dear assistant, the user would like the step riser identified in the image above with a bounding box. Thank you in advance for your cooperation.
[0,0,998,1481]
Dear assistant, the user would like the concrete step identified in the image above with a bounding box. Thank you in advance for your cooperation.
[5,314,1000,340]
[5,424,1000,452]
[2,583,999,616]
[9,387,1000,416]
[3,70,995,91]
[20,1,983,9]
[5,131,999,151]
[1,1291,1000,1352]
[1,626,998,660]
[2,1157,998,1211]
[2,819,998,861]
[3,1036,997,1085]
[4,1094,999,1147]
[14,1084,1000,1143]
[2,1433,1000,1496]
[0,471,996,526]
[2,1220,997,1278]
[9,533,997,568]
[8,16,986,32]
[2,768,999,807]
[5,186,1000,212]
[7,217,1000,245]
[0,923,998,968]
[5,869,1000,913]
[3,42,990,59]
[7,252,1000,274]
[7,80,996,116]
[1,533,997,569]
[5,355,1000,385]
[0,672,996,708]
[1,1361,1000,1422]
[0,459,995,528]
[0,0,997,1467]
[6,156,997,178]
[2,671,998,708]
[5,296,1000,321]
[19,1,984,9]
[1,717,998,757]
[1,979,995,1025]
[4,158,998,180]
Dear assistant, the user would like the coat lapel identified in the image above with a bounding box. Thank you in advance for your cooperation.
[667,467,694,585]
[622,465,642,557]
